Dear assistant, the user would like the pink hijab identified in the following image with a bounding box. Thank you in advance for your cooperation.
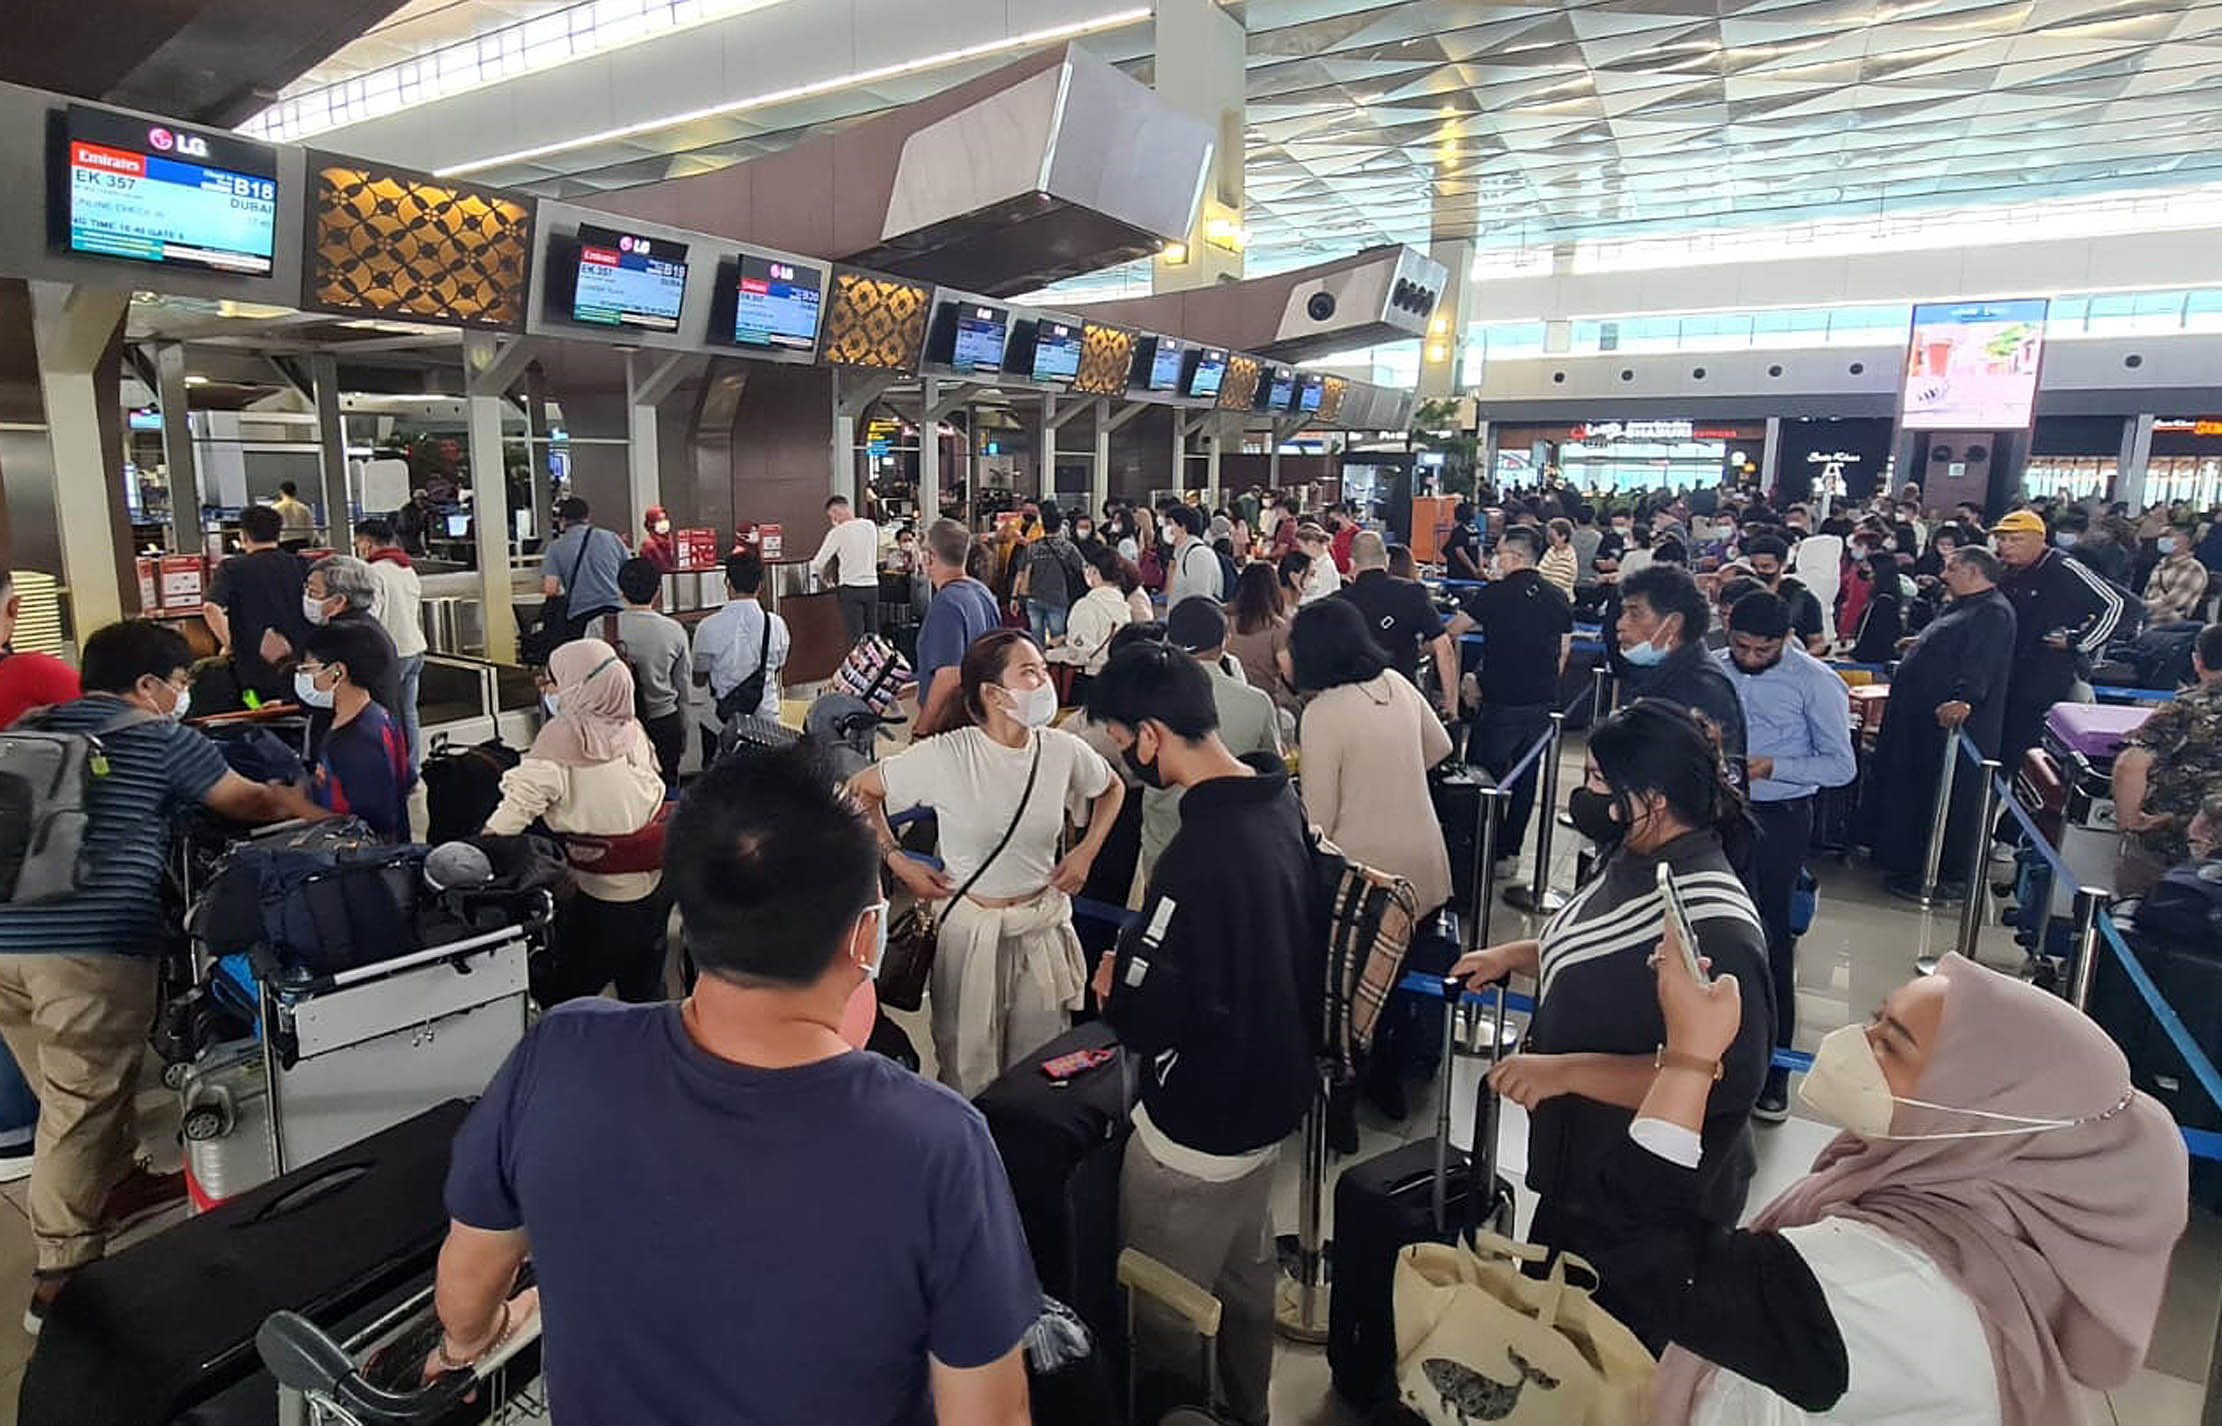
[1651,953,2188,1426]
[529,639,642,768]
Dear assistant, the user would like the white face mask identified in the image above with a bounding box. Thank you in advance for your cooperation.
[160,680,191,723]
[1799,1022,2097,1141]
[302,593,331,626]
[541,692,561,718]
[294,668,337,709]
[2159,536,2179,555]
[857,899,890,980]
[1002,680,1058,728]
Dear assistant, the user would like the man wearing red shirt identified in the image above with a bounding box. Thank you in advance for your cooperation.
[0,570,79,730]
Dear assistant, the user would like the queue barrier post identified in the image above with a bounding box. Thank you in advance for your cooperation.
[1504,711,1568,915]
[1951,754,2003,965]
[1466,784,1508,956]
[1914,730,1960,907]
[2068,885,2106,1014]
[1277,1066,1333,1343]
[1589,662,1613,721]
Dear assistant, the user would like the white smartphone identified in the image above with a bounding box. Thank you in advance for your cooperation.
[1656,863,1710,983]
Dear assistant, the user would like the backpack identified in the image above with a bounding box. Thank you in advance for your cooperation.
[420,736,521,845]
[1215,548,1240,603]
[1309,830,1424,1087]
[600,614,655,723]
[1047,536,1089,603]
[189,818,430,978]
[832,635,912,716]
[0,704,161,905]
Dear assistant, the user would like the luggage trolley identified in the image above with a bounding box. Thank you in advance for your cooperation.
[259,1290,544,1426]
[181,924,536,1212]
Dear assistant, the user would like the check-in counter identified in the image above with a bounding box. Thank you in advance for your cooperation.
[764,560,847,688]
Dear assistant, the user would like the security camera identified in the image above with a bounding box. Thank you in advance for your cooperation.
[1307,291,1337,322]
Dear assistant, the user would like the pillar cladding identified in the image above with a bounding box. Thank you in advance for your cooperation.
[1152,0,1246,294]
[28,282,131,631]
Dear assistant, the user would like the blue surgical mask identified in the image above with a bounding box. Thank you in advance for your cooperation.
[2056,532,2080,549]
[2159,536,2180,555]
[1622,637,1671,667]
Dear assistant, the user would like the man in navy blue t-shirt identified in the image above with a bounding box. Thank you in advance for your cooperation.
[435,746,1040,1424]
[913,517,1002,735]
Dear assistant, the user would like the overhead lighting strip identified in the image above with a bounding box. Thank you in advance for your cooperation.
[433,6,1155,178]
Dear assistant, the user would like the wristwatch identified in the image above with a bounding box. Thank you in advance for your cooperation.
[1653,1045,1724,1082]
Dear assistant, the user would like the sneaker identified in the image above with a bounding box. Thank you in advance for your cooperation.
[23,1272,67,1336]
[0,1139,31,1186]
[1753,1071,1790,1126]
[100,1167,186,1233]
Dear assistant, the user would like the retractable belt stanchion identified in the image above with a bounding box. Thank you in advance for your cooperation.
[1914,732,1960,907]
[1950,753,2004,966]
[1504,711,1568,915]
[2067,886,2106,1013]
[1280,1063,1333,1343]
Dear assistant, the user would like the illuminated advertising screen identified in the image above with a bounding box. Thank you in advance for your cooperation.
[570,223,688,332]
[731,254,821,350]
[1298,373,1326,413]
[1186,346,1230,400]
[55,105,277,276]
[1900,298,2050,431]
[1032,319,1083,384]
[951,305,1009,374]
[1146,338,1184,392]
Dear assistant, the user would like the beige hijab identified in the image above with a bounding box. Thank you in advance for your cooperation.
[529,639,642,768]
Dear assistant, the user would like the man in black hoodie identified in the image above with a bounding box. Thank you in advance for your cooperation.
[1085,642,1317,1426]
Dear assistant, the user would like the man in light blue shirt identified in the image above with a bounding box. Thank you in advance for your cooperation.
[692,553,790,728]
[1718,590,1856,1124]
[540,497,628,636]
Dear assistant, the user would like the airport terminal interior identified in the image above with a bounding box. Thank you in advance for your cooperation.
[1,0,2221,1423]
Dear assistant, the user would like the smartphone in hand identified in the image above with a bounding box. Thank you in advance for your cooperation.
[1656,863,1710,984]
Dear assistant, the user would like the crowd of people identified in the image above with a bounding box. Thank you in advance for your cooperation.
[0,469,2208,1424]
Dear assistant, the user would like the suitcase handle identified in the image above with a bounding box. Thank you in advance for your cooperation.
[247,1163,367,1225]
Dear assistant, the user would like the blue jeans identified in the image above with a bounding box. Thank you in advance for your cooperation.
[396,653,424,777]
[1027,600,1069,644]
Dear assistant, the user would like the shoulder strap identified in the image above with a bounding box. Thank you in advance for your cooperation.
[561,528,596,591]
[748,601,772,687]
[944,734,1044,905]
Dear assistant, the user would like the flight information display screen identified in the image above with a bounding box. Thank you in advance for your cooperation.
[1265,369,1297,411]
[732,255,822,350]
[1147,339,1184,392]
[57,105,277,276]
[571,223,688,332]
[1298,373,1326,413]
[952,305,1009,373]
[1032,320,1083,384]
[1186,347,1230,399]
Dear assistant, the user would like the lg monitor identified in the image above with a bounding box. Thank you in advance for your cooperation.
[1298,373,1326,414]
[927,300,1011,375]
[1261,367,1297,412]
[565,223,688,332]
[1030,319,1084,385]
[1184,346,1230,400]
[721,254,823,351]
[1137,336,1185,393]
[52,105,278,277]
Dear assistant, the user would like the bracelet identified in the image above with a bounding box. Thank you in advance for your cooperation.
[437,1301,510,1372]
[1654,1045,1724,1082]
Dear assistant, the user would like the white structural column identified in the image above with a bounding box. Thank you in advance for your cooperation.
[463,333,537,663]
[1761,416,1783,497]
[155,343,202,557]
[1152,0,1246,294]
[309,353,353,549]
[1205,414,1224,508]
[29,282,129,631]
[627,351,702,535]
[1418,238,1473,400]
[916,379,968,528]
[2116,414,2155,510]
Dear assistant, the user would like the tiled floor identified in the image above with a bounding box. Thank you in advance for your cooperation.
[0,740,2213,1424]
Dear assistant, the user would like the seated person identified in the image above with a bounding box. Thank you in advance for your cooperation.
[427,746,1039,1423]
[1600,945,2185,1426]
[297,622,412,840]
[2112,622,2222,896]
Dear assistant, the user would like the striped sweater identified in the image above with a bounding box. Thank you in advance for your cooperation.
[1523,829,1773,1227]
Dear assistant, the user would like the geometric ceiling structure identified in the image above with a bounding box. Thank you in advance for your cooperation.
[246,0,2222,278]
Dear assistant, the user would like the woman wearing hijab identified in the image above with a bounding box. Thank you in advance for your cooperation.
[484,639,671,1005]
[1604,947,2186,1425]
[641,505,678,573]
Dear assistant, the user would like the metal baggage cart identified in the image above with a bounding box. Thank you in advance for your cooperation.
[259,1286,544,1426]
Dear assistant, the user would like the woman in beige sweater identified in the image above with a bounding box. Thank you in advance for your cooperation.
[1285,598,1454,916]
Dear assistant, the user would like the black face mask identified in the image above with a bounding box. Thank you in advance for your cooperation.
[1568,786,1622,845]
[1122,740,1167,790]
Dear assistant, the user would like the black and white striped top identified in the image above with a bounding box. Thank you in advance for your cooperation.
[1522,829,1774,1227]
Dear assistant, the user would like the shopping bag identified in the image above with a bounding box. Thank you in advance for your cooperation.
[1393,1234,1653,1426]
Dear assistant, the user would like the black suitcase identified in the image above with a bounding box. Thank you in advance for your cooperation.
[22,1100,470,1426]
[1430,763,1487,910]
[975,1023,1134,1346]
[420,738,520,845]
[1328,980,1517,1409]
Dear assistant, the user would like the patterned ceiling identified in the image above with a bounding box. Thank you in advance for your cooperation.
[270,0,2222,273]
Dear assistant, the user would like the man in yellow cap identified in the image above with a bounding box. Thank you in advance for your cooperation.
[1991,506,2127,768]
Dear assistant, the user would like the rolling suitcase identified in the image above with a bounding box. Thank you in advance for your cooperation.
[975,1023,1134,1347]
[1328,979,1517,1408]
[419,738,519,846]
[1430,764,1486,910]
[21,1100,470,1426]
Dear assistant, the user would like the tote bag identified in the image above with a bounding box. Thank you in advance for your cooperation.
[1393,1234,1653,1426]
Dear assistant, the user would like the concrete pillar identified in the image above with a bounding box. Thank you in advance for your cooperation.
[1479,422,1499,493]
[1544,321,1573,356]
[309,353,352,550]
[626,354,660,537]
[155,343,201,555]
[1760,416,1783,499]
[1152,0,1246,293]
[29,282,130,632]
[1419,238,1473,401]
[523,368,555,547]
[917,378,942,528]
[1092,400,1111,516]
[1205,417,1224,508]
[463,332,532,664]
[2116,414,2155,509]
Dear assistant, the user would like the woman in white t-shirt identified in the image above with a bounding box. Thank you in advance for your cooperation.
[851,630,1125,1094]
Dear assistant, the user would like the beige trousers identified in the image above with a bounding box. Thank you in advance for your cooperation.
[0,953,157,1273]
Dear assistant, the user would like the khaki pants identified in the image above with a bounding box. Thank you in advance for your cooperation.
[0,954,157,1273]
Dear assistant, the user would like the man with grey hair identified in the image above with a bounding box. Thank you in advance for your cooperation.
[1338,528,1457,714]
[263,555,404,752]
